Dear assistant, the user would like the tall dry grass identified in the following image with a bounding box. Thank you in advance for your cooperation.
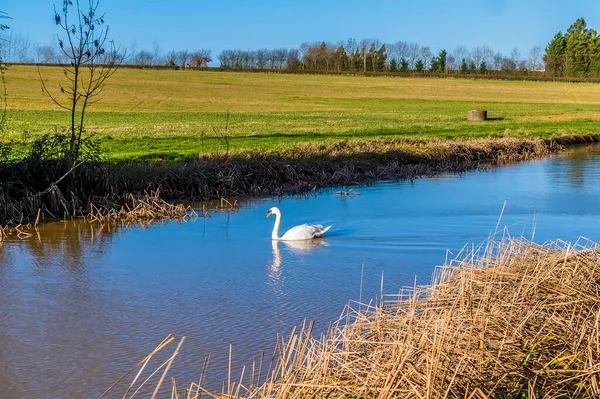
[3,135,582,226]
[103,235,600,399]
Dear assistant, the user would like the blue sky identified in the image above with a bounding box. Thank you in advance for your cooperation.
[2,0,599,57]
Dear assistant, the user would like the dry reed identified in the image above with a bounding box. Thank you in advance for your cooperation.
[1,135,598,226]
[102,235,600,399]
[87,190,198,226]
[0,191,198,242]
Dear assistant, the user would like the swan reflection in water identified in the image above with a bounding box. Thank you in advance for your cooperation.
[269,238,329,270]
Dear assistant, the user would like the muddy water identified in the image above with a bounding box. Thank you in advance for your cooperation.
[1,145,600,398]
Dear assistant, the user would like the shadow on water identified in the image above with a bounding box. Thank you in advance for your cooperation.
[0,143,600,398]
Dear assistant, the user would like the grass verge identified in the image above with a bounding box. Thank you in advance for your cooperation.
[4,65,600,161]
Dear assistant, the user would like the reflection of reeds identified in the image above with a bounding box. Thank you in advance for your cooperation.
[87,190,198,226]
[103,236,600,398]
[0,191,197,241]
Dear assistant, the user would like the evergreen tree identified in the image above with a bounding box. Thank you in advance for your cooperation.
[352,48,362,71]
[565,18,590,76]
[545,32,566,76]
[430,58,439,73]
[589,32,600,76]
[367,43,376,72]
[375,44,387,71]
[430,49,447,73]
[460,58,468,73]
[399,58,409,72]
[415,59,424,72]
[334,44,346,72]
[479,61,488,74]
[545,18,600,77]
[389,58,398,72]
[317,41,328,70]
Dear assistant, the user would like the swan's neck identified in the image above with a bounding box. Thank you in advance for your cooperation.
[271,211,282,240]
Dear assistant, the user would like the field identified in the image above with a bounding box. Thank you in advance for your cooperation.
[3,65,600,161]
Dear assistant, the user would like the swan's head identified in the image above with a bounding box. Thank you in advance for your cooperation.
[266,206,280,218]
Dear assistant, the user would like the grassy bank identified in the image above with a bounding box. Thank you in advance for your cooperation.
[3,65,600,161]
[2,65,600,225]
[103,236,600,398]
[1,134,598,226]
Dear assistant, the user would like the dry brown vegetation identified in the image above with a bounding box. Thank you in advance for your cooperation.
[1,135,598,226]
[87,190,198,226]
[101,235,600,399]
[0,190,197,242]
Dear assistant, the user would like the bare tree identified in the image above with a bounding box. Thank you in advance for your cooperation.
[218,49,233,69]
[256,48,267,68]
[510,47,521,70]
[175,49,190,68]
[471,46,484,68]
[420,46,432,69]
[5,31,34,62]
[273,48,287,69]
[166,50,177,67]
[35,44,57,63]
[493,52,503,70]
[152,39,162,65]
[480,44,494,70]
[528,45,543,70]
[190,49,211,67]
[135,49,153,66]
[127,40,137,65]
[345,38,358,57]
[452,46,470,71]
[390,40,409,65]
[39,0,120,166]
[406,42,420,69]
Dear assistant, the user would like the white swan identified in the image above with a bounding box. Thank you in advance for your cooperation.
[267,206,331,241]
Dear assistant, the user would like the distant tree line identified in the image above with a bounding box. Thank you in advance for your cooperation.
[216,39,543,75]
[0,32,213,69]
[544,18,600,77]
[0,28,544,74]
[4,18,600,78]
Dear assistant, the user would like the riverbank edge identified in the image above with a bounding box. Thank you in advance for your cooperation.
[1,134,599,228]
[101,236,600,398]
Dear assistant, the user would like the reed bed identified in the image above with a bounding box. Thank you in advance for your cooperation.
[1,135,598,225]
[102,235,600,399]
[87,190,198,226]
[102,135,597,200]
[0,191,197,242]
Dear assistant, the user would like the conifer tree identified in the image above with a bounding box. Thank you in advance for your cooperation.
[399,58,409,72]
[545,32,566,76]
[479,61,488,74]
[415,59,424,72]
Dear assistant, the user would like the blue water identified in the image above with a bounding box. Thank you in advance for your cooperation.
[0,145,599,398]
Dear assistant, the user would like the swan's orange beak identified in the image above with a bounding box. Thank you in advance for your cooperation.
[266,210,272,218]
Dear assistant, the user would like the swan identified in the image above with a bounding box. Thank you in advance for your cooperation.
[267,207,331,241]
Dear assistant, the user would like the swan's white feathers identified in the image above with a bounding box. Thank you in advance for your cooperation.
[267,206,331,241]
[280,224,331,240]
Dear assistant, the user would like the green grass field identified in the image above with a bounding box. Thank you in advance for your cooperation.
[4,65,600,161]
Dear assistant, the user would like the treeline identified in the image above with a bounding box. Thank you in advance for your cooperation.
[0,30,542,74]
[0,31,213,68]
[217,40,541,74]
[545,18,600,77]
[3,17,600,77]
